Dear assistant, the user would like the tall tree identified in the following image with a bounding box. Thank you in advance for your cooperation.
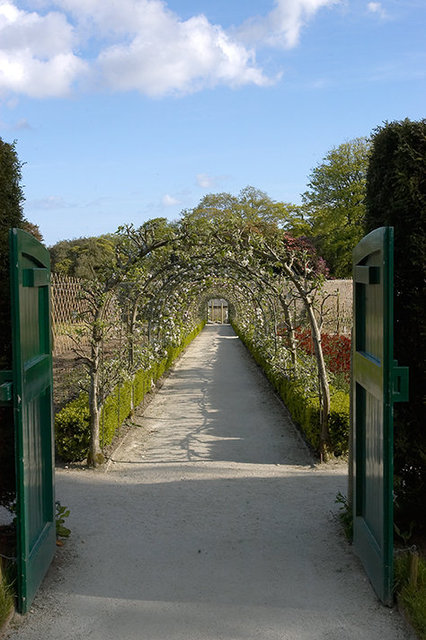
[302,137,371,277]
[49,235,117,278]
[0,138,25,368]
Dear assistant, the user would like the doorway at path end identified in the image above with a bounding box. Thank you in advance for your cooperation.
[207,298,229,324]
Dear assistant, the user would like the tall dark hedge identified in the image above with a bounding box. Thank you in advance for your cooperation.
[0,138,25,368]
[365,119,426,535]
[0,138,24,514]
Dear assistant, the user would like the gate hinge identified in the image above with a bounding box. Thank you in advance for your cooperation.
[392,361,409,402]
[0,371,13,404]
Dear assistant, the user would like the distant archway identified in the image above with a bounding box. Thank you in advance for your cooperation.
[207,298,229,324]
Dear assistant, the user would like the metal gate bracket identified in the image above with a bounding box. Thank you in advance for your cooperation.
[22,268,49,288]
[392,362,409,402]
[354,265,381,284]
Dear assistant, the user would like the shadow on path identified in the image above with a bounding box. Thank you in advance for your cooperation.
[5,326,414,640]
[111,324,311,467]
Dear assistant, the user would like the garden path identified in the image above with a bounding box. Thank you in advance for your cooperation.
[6,325,414,640]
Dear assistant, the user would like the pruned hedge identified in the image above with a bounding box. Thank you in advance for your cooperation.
[365,118,426,532]
[232,322,349,457]
[55,321,205,461]
[54,392,91,462]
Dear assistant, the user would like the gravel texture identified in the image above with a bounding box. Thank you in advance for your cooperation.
[5,325,415,640]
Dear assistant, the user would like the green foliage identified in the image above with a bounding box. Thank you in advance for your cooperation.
[0,564,14,631]
[328,390,350,456]
[365,118,426,535]
[55,393,90,462]
[394,521,415,546]
[0,138,25,369]
[335,491,353,541]
[0,138,25,234]
[186,186,305,237]
[279,379,349,456]
[233,321,349,457]
[302,137,371,277]
[55,501,71,539]
[100,379,133,448]
[49,235,117,278]
[133,369,153,407]
[394,552,426,639]
[55,322,205,462]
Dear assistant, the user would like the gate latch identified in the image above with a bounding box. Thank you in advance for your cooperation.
[392,361,409,402]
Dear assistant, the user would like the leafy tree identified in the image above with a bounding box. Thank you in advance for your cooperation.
[49,235,117,278]
[302,137,371,277]
[21,220,43,242]
[365,118,426,533]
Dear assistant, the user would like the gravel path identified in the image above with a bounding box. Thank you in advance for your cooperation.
[6,325,414,640]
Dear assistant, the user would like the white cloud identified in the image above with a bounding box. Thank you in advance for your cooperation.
[162,194,180,207]
[0,1,87,97]
[95,9,269,96]
[196,173,216,189]
[236,0,340,49]
[29,195,72,209]
[367,2,388,19]
[14,117,31,129]
[196,173,230,189]
[0,116,32,130]
[0,0,271,98]
[0,0,342,99]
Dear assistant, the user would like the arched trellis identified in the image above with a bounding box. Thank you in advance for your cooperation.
[126,255,302,387]
[74,211,335,465]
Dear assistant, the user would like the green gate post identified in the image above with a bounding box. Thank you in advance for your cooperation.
[352,227,409,605]
[9,228,56,614]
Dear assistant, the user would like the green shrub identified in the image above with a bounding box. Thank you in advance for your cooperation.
[394,552,426,639]
[55,393,90,461]
[55,321,206,462]
[328,390,350,456]
[100,379,133,448]
[233,321,350,457]
[134,369,152,406]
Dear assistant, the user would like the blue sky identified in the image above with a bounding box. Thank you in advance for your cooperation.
[0,0,425,246]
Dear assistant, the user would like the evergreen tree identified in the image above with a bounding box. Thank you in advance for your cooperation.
[0,138,25,368]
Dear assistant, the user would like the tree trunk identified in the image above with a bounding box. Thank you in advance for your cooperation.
[87,339,104,467]
[281,262,331,460]
[279,293,297,372]
[306,301,331,461]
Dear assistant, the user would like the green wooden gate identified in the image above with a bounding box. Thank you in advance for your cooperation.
[3,229,56,613]
[352,226,408,605]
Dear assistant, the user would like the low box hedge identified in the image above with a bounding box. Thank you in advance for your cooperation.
[55,321,205,462]
[232,321,350,457]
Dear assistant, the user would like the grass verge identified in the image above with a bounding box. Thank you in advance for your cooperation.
[0,563,14,632]
[394,550,426,640]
